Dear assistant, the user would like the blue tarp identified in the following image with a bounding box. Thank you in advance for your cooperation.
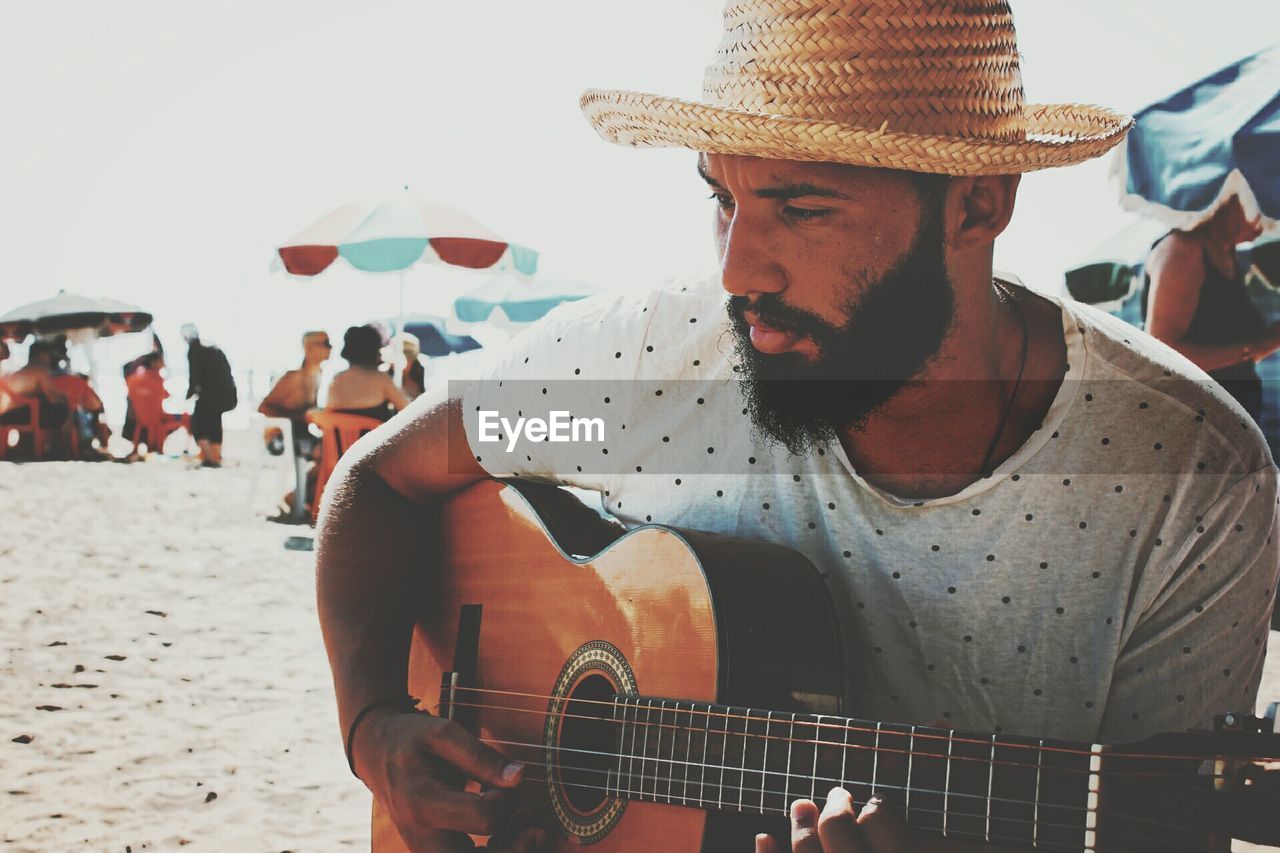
[1122,46,1280,219]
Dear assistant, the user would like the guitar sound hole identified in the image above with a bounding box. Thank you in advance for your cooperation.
[559,673,617,814]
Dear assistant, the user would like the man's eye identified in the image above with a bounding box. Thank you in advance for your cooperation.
[783,205,830,221]
[708,193,734,210]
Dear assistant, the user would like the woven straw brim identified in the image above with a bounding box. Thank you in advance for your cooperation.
[582,89,1133,176]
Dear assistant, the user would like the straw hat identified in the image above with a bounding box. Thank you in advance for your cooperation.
[581,0,1132,176]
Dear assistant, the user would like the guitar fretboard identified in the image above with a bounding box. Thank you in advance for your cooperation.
[604,695,1101,851]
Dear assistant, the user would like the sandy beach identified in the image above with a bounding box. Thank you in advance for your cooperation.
[2,432,369,851]
[3,435,1279,851]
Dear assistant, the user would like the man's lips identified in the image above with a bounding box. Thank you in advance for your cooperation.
[743,310,806,354]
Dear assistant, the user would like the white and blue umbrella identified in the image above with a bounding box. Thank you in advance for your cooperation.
[453,271,596,325]
[1113,46,1280,229]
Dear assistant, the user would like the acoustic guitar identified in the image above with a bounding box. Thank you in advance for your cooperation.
[371,479,1280,852]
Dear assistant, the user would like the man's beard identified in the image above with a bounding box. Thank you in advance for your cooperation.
[727,202,955,455]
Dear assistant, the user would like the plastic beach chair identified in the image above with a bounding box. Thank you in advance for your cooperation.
[0,378,46,460]
[306,410,384,525]
[125,372,189,455]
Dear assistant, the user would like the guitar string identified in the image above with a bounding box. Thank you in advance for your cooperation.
[490,735,1095,819]
[445,686,1277,764]
[443,686,1280,764]
[491,740,1215,852]
[445,698,1240,780]
[517,770,1101,853]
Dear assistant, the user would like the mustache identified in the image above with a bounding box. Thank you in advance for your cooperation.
[727,293,834,341]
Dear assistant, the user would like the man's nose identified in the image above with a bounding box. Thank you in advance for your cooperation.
[718,216,784,299]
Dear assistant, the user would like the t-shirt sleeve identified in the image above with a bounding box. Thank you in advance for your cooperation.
[1097,465,1280,742]
[457,290,658,489]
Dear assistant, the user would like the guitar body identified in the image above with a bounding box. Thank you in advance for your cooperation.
[372,480,845,852]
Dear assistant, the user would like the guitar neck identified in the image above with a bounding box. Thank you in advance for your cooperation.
[606,695,1107,851]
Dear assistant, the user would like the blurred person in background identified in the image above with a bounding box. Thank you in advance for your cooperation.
[46,334,110,458]
[1145,195,1280,422]
[258,329,331,455]
[181,323,237,468]
[325,324,407,423]
[122,333,165,445]
[396,332,426,401]
[0,340,71,456]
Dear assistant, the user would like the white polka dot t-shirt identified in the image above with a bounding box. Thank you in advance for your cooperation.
[460,282,1280,745]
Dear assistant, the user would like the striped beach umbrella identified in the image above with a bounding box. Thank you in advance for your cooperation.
[276,196,538,278]
[275,194,539,329]
[453,270,596,325]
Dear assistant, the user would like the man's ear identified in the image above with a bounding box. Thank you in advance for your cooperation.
[946,174,1021,249]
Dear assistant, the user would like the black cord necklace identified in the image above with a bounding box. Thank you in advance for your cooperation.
[978,279,1029,478]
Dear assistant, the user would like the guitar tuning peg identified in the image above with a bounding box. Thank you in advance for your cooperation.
[1213,710,1277,733]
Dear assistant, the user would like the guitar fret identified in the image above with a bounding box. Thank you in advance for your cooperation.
[943,729,953,837]
[986,734,996,843]
[642,699,655,802]
[786,713,796,813]
[906,725,915,823]
[682,703,693,806]
[872,722,881,797]
[606,699,618,798]
[627,698,641,801]
[719,703,729,809]
[1034,738,1043,848]
[667,700,679,804]
[699,703,709,808]
[738,707,749,811]
[810,714,822,804]
[840,714,849,793]
[762,711,773,815]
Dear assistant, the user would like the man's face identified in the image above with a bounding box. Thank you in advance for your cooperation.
[701,154,955,452]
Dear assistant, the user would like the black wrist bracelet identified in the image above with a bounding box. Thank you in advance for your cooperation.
[345,694,421,780]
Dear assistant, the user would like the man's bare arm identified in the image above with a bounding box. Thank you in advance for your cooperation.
[315,386,543,849]
[257,371,301,417]
[316,387,483,727]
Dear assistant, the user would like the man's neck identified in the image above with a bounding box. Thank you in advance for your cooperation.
[838,281,1065,499]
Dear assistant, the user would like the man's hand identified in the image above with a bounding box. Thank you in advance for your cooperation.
[755,789,978,853]
[355,708,545,851]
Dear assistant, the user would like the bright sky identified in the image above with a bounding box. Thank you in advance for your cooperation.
[1,1,1277,387]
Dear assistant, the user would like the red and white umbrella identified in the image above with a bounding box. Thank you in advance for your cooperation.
[274,194,538,331]
[276,197,539,277]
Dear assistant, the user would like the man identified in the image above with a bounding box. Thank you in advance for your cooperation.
[258,330,331,453]
[396,333,427,402]
[181,323,237,468]
[0,340,71,456]
[316,2,1280,850]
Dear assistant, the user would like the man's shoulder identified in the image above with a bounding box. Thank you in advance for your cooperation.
[504,278,728,375]
[1066,297,1274,473]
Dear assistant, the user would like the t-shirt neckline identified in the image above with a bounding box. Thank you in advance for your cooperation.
[827,286,1086,509]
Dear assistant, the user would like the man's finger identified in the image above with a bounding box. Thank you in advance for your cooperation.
[418,786,520,836]
[855,796,913,851]
[790,799,825,853]
[755,832,781,853]
[397,828,476,853]
[488,807,547,853]
[425,718,524,788]
[818,787,868,853]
